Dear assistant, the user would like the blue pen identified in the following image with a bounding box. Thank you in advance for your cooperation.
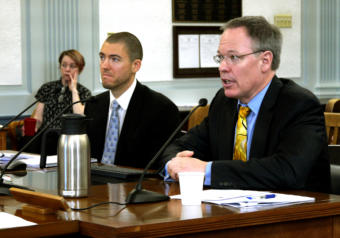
[246,194,276,200]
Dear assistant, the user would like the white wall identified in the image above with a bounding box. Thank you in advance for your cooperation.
[1,0,337,116]
[99,0,301,83]
[99,0,173,82]
[99,0,222,106]
[97,0,302,106]
[0,0,100,116]
[243,0,301,78]
[0,0,22,85]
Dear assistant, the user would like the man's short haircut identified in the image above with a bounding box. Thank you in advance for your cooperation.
[222,16,282,70]
[105,32,143,61]
[58,49,85,73]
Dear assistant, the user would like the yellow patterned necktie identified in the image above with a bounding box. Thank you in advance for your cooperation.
[233,106,251,162]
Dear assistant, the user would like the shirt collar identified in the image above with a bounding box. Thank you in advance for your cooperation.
[238,80,272,115]
[109,78,137,110]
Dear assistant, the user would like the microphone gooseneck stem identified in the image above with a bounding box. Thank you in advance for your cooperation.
[0,97,93,183]
[0,100,39,132]
[125,98,207,204]
[133,98,208,193]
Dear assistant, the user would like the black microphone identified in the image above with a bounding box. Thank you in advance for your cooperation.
[0,100,39,132]
[0,87,61,132]
[126,98,208,204]
[58,86,67,103]
[0,96,96,194]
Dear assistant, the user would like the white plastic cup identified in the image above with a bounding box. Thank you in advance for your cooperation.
[181,204,203,219]
[178,172,205,206]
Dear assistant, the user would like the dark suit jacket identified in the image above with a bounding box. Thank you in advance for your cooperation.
[85,81,180,169]
[162,76,330,193]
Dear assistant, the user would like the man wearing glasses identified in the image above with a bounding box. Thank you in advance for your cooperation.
[162,16,330,192]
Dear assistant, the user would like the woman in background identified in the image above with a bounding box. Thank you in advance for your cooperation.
[22,49,91,154]
[34,49,91,130]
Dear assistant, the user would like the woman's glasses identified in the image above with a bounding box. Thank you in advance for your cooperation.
[61,63,78,69]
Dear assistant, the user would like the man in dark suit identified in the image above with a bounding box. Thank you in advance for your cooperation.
[85,32,180,169]
[162,16,330,192]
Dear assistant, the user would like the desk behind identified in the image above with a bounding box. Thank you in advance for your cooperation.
[1,169,340,237]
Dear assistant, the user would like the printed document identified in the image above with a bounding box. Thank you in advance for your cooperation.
[171,189,315,208]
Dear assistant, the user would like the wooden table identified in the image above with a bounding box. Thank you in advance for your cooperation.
[1,169,340,237]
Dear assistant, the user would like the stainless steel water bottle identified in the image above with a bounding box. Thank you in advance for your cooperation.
[58,114,90,197]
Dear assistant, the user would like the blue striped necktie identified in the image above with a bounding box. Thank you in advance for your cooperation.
[102,100,120,164]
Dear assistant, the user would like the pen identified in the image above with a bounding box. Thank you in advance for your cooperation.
[246,194,276,200]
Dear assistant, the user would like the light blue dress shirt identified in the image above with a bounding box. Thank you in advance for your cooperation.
[165,81,272,185]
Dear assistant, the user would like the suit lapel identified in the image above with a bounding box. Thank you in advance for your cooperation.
[213,90,238,161]
[97,92,110,154]
[99,91,110,135]
[226,99,238,159]
[120,81,143,134]
[250,76,283,158]
[225,97,238,158]
[115,82,144,162]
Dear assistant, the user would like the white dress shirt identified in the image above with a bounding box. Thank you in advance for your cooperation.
[106,79,137,136]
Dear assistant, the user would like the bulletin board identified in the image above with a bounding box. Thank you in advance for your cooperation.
[173,26,222,78]
[172,0,242,23]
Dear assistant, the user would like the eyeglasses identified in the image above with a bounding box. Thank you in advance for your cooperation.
[61,63,78,69]
[213,50,264,65]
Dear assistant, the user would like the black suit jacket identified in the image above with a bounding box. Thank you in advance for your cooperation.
[85,81,180,169]
[162,76,330,192]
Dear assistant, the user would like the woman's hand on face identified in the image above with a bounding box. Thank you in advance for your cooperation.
[67,71,78,92]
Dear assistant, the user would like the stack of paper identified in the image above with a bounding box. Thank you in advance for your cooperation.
[0,151,98,168]
[0,212,36,229]
[171,189,315,208]
[0,151,57,168]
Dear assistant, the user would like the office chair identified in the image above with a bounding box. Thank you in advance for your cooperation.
[324,112,340,145]
[325,98,340,113]
[5,108,37,150]
[187,105,209,131]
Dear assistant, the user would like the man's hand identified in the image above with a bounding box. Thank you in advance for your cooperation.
[167,150,208,180]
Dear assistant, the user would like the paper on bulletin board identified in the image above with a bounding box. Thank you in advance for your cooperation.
[200,34,220,68]
[178,34,199,69]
